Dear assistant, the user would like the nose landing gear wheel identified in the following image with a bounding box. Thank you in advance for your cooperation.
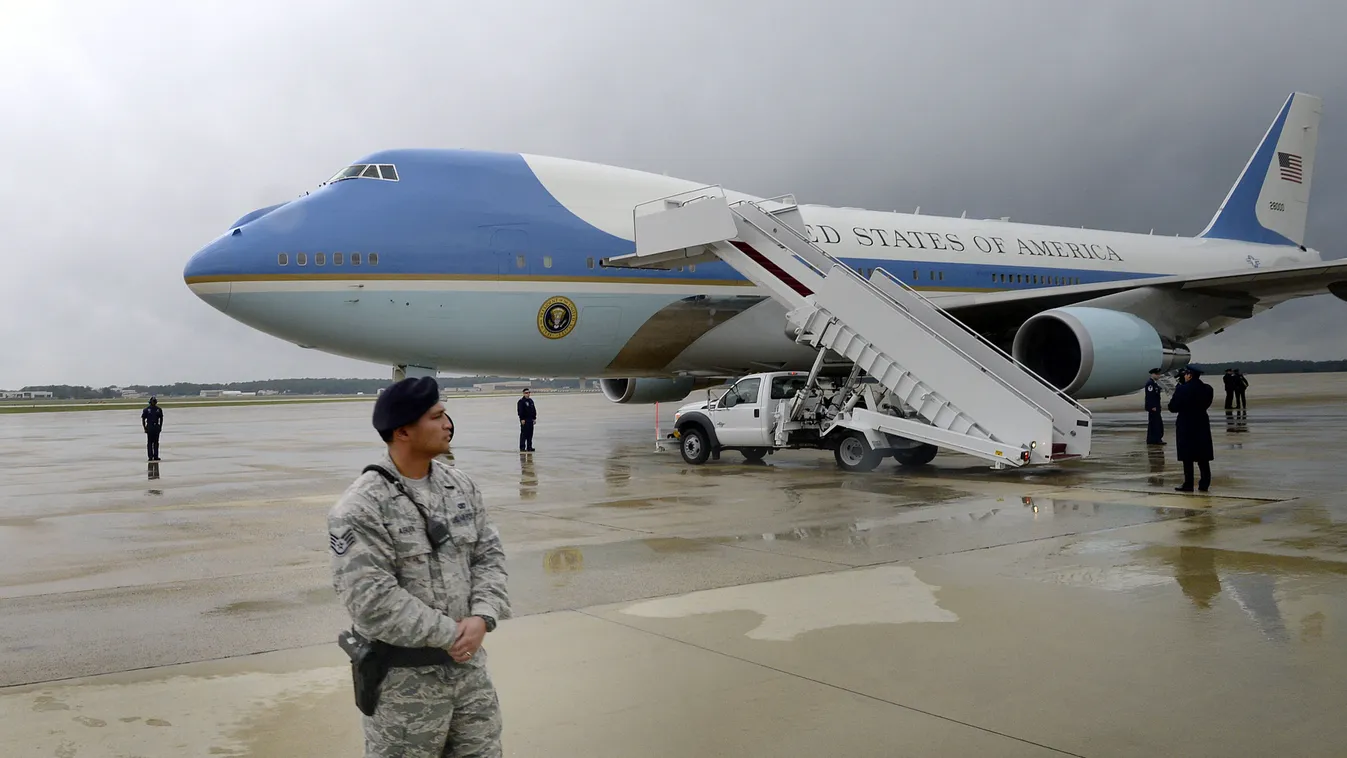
[834,431,881,472]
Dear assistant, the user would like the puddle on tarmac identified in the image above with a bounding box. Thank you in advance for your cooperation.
[620,565,957,641]
[598,496,706,510]
[641,537,715,554]
[1,667,347,757]
[205,600,297,616]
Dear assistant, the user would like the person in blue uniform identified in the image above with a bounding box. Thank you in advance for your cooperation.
[141,397,164,461]
[1168,366,1214,492]
[516,388,536,452]
[1145,368,1165,445]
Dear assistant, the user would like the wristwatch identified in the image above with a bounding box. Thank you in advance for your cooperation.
[475,614,497,633]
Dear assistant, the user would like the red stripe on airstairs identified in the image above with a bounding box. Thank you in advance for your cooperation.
[730,240,814,297]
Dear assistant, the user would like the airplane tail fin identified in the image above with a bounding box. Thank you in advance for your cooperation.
[1199,92,1321,247]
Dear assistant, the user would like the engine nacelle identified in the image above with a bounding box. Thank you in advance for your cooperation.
[1011,307,1190,398]
[600,377,697,404]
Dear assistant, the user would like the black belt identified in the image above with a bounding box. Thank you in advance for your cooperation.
[381,644,456,667]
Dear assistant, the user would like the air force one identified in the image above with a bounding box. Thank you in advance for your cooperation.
[185,92,1347,405]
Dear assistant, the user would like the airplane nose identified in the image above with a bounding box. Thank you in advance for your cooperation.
[183,234,234,314]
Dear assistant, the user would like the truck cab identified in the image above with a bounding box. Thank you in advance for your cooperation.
[673,372,804,462]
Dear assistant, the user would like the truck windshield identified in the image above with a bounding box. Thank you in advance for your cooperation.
[728,378,760,405]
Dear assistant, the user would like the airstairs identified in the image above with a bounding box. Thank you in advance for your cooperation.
[600,187,1093,468]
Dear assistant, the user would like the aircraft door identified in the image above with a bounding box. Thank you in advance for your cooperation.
[713,377,765,446]
[490,227,530,275]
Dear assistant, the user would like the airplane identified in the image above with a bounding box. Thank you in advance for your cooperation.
[184,92,1347,407]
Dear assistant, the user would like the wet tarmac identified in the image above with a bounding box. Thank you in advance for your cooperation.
[2,373,1347,756]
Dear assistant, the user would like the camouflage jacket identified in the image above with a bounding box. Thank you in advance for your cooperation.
[328,452,509,662]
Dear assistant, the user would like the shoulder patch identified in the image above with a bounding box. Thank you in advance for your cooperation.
[329,528,355,556]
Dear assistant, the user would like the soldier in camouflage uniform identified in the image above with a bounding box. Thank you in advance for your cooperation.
[329,376,510,758]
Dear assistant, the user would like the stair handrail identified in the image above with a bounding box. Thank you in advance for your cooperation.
[729,201,1056,427]
[738,198,1090,420]
[869,268,1092,418]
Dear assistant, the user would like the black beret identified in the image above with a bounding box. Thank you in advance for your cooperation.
[373,377,441,434]
[1185,365,1205,376]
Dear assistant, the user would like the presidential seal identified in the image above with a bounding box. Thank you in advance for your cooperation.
[538,296,578,339]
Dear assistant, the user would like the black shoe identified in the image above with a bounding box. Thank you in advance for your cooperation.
[1174,486,1193,492]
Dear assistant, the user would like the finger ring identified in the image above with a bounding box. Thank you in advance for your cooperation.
[465,653,473,659]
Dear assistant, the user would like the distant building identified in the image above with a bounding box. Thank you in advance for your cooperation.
[473,381,531,393]
[1,391,54,399]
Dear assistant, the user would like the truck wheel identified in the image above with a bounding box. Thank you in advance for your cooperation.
[741,447,768,462]
[893,443,938,467]
[680,427,711,465]
[834,431,880,472]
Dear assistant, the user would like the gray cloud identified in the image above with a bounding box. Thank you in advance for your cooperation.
[3,0,1345,388]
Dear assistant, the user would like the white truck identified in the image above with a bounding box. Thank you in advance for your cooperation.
[670,369,942,472]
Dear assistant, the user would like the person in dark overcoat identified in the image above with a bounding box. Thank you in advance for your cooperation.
[1168,365,1214,492]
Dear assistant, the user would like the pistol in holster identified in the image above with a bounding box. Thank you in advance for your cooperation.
[338,629,388,717]
[338,629,459,717]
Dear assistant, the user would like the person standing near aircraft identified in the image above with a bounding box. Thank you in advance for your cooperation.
[328,377,510,757]
[141,397,163,461]
[1145,369,1165,445]
[1168,366,1214,492]
[517,388,536,452]
[1235,369,1249,408]
[1223,369,1238,409]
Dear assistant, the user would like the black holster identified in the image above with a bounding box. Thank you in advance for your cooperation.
[337,629,456,716]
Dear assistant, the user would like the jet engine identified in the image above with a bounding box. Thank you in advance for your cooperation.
[600,377,698,404]
[1011,306,1190,398]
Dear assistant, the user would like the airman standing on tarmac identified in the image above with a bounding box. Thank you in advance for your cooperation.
[328,376,510,757]
[1145,368,1165,445]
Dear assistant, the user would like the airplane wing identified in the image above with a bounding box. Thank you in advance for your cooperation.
[927,258,1347,341]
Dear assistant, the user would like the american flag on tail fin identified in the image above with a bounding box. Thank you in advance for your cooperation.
[1278,152,1303,183]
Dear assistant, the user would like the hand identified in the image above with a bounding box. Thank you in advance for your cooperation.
[448,616,487,662]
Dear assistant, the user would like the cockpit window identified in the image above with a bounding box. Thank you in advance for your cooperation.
[324,163,400,184]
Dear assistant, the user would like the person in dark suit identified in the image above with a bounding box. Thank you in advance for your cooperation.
[517,388,536,452]
[141,397,164,461]
[1168,366,1214,492]
[1144,368,1165,445]
[1235,369,1249,408]
[1223,368,1238,409]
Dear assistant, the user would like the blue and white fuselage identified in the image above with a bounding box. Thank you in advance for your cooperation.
[184,93,1344,402]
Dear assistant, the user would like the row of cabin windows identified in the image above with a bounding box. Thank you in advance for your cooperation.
[278,252,379,267]
[852,267,1080,287]
[994,273,1079,286]
[513,255,694,272]
[275,252,700,274]
[855,267,947,282]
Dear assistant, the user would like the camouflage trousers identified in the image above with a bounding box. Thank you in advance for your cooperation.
[363,663,502,758]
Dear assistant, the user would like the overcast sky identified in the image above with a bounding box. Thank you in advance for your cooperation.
[2,0,1345,388]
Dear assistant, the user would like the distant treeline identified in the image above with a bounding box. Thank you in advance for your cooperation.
[17,376,590,400]
[1208,360,1347,375]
